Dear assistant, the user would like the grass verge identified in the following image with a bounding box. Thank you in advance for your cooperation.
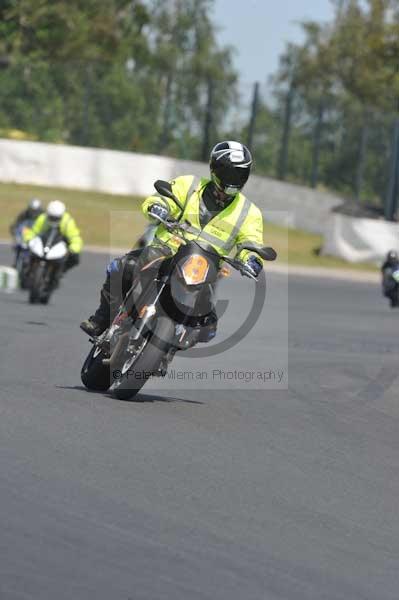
[0,182,146,248]
[0,181,377,272]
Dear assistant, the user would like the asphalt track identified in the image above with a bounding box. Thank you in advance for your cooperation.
[1,246,399,600]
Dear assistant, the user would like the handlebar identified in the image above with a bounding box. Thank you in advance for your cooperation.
[149,213,265,280]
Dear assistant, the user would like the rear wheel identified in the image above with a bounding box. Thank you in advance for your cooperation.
[18,263,30,290]
[15,250,23,275]
[17,251,30,289]
[111,317,175,401]
[81,345,112,391]
[19,268,29,290]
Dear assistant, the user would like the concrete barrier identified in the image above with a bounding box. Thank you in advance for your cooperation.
[0,138,343,234]
[322,213,399,263]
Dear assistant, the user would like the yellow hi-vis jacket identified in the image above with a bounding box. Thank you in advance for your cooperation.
[142,176,264,264]
[23,212,83,254]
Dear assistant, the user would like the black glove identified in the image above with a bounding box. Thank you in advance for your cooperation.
[66,252,80,269]
[241,255,263,278]
[148,203,169,221]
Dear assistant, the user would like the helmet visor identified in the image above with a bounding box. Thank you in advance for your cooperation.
[214,163,249,188]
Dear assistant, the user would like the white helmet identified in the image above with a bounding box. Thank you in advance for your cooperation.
[47,200,66,223]
[29,197,42,211]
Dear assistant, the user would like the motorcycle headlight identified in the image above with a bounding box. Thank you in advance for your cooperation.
[181,255,209,285]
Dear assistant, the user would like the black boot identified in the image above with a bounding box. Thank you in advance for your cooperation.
[80,316,108,337]
[80,270,122,336]
[198,311,218,343]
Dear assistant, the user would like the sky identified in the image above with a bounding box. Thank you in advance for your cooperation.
[212,0,335,87]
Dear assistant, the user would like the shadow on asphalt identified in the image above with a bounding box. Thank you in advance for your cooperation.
[136,392,204,405]
[56,385,204,405]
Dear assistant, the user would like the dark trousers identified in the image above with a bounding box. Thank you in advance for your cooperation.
[93,246,171,325]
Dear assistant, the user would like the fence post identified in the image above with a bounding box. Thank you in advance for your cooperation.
[159,72,173,152]
[385,117,399,221]
[201,77,214,162]
[81,64,91,146]
[310,101,325,189]
[354,116,369,202]
[247,81,260,150]
[277,80,295,181]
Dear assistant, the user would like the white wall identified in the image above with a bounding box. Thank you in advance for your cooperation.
[0,138,343,234]
[322,213,399,263]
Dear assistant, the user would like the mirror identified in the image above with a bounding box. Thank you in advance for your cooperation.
[241,244,277,261]
[260,246,277,261]
[154,180,184,211]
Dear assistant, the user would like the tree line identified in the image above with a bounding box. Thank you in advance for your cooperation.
[0,0,398,212]
[249,0,399,215]
[0,0,236,158]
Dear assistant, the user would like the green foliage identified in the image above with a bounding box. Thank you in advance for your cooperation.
[246,0,399,207]
[0,0,396,210]
[0,0,237,157]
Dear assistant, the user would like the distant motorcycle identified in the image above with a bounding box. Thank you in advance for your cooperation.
[383,267,399,308]
[13,220,32,289]
[81,180,277,400]
[27,226,68,304]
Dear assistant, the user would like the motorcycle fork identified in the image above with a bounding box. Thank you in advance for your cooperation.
[129,280,167,343]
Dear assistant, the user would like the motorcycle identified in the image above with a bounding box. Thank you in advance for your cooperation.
[383,267,399,308]
[81,180,277,400]
[27,226,68,304]
[13,220,33,289]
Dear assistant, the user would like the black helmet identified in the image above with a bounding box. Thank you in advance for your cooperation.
[210,141,253,196]
[386,250,399,265]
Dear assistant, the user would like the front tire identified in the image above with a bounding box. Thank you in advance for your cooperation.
[29,263,45,304]
[81,345,112,391]
[111,317,175,401]
[389,285,399,308]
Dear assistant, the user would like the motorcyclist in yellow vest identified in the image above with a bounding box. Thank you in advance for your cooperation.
[80,141,264,339]
[24,200,83,270]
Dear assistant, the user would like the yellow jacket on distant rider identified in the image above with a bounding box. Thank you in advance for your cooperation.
[23,212,83,254]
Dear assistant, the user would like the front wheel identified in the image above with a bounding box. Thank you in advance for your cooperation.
[29,263,46,304]
[390,292,399,308]
[111,317,175,401]
[81,345,112,391]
